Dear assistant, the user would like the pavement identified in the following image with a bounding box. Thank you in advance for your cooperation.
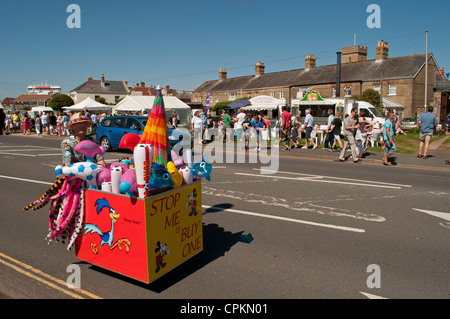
[5,131,450,172]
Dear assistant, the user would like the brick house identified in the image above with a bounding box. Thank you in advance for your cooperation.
[192,41,441,121]
[69,74,129,104]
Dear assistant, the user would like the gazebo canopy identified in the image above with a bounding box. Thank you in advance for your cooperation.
[63,97,112,112]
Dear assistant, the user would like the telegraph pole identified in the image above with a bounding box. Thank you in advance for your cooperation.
[424,30,428,113]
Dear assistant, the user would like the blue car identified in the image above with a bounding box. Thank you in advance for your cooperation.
[96,115,190,152]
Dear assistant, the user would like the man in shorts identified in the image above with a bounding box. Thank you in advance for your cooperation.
[301,109,317,149]
[417,106,437,159]
[383,111,396,166]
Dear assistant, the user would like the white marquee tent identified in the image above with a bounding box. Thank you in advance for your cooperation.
[243,95,286,111]
[63,97,112,112]
[31,106,54,113]
[114,96,192,126]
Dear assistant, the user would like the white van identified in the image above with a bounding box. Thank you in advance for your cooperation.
[325,98,385,125]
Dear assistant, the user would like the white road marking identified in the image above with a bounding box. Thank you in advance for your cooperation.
[237,172,403,189]
[202,205,365,233]
[360,291,388,299]
[0,174,53,185]
[412,208,450,221]
[258,168,412,188]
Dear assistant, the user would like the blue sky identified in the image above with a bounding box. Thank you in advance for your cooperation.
[0,0,449,100]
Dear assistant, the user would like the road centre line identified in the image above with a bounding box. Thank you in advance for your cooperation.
[256,168,412,188]
[1,174,365,233]
[0,152,37,157]
[0,252,101,299]
[0,174,53,185]
[237,172,403,190]
[202,205,365,233]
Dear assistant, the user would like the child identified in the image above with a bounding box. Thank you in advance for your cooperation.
[56,121,62,136]
[252,115,265,151]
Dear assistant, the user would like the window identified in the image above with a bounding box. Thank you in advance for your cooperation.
[332,87,336,98]
[115,96,120,103]
[102,119,113,127]
[344,86,352,97]
[125,118,143,131]
[280,91,285,99]
[270,91,275,98]
[373,84,381,93]
[229,93,236,100]
[388,83,397,96]
[111,118,126,129]
[215,96,218,103]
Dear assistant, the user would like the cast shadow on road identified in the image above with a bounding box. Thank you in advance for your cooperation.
[82,203,253,293]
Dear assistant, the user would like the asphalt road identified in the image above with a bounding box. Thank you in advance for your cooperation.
[0,134,449,300]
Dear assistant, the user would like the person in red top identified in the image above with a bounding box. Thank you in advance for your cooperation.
[279,106,291,150]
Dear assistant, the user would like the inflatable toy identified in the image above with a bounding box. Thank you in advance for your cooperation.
[74,140,105,162]
[179,166,193,185]
[55,163,101,189]
[119,133,142,150]
[167,161,183,188]
[119,168,137,196]
[111,165,123,194]
[149,162,174,190]
[134,144,153,198]
[191,155,212,181]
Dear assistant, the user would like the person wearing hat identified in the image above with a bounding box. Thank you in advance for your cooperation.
[61,113,106,166]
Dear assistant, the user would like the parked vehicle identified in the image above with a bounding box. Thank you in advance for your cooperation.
[96,115,190,151]
[400,117,417,131]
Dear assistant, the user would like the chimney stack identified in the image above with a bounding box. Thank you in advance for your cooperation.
[376,41,389,61]
[341,45,367,63]
[219,68,227,81]
[141,82,145,87]
[88,76,93,81]
[101,74,105,87]
[255,61,265,76]
[305,54,316,70]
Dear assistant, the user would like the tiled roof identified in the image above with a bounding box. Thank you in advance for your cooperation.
[13,94,56,102]
[71,80,129,94]
[195,54,431,94]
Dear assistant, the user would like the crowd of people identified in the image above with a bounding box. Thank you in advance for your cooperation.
[188,105,447,166]
[0,109,108,136]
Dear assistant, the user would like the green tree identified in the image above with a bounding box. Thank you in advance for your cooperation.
[360,89,381,109]
[47,94,74,112]
[95,96,107,104]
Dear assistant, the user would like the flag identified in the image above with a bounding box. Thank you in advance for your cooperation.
[139,89,170,166]
[446,73,450,80]
[206,90,210,110]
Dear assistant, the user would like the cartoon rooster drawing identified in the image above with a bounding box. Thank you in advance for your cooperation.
[83,198,131,254]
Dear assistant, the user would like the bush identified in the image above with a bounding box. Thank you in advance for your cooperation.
[408,127,420,134]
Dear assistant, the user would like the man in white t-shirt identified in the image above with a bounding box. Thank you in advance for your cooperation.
[41,112,49,135]
[234,109,246,143]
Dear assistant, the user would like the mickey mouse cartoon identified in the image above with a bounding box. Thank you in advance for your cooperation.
[185,188,198,216]
[155,241,170,273]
